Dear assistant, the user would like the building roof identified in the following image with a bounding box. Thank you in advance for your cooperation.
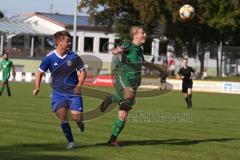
[37,12,92,27]
[11,12,107,32]
[0,18,37,35]
[33,12,110,32]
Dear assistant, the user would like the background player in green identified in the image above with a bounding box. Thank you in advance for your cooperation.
[0,53,15,96]
[100,26,166,147]
[177,58,194,109]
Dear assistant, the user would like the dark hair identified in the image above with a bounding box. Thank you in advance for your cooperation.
[2,53,8,56]
[53,30,71,44]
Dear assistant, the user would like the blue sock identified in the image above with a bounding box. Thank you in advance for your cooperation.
[61,121,74,143]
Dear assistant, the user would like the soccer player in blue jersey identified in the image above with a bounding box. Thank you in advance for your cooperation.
[33,31,86,149]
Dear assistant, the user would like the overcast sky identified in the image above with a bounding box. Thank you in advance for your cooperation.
[0,0,83,17]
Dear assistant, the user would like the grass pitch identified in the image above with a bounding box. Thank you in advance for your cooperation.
[0,82,239,160]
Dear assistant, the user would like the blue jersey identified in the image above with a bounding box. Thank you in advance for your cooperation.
[39,50,85,95]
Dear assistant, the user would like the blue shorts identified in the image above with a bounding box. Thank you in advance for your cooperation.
[51,91,83,112]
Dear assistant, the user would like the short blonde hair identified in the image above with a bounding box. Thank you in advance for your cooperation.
[129,26,144,39]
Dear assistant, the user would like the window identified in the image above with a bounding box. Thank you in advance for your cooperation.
[159,40,168,55]
[12,36,24,48]
[75,36,79,51]
[33,36,41,50]
[70,36,79,51]
[114,38,121,44]
[99,38,109,53]
[143,39,152,55]
[84,37,94,52]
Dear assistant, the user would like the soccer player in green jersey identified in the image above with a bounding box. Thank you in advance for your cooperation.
[0,53,15,96]
[100,26,166,147]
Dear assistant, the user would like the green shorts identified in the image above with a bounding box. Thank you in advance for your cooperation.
[2,75,10,82]
[114,71,141,109]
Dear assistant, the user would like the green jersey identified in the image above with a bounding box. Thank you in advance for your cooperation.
[117,43,144,80]
[0,59,13,81]
[113,43,144,108]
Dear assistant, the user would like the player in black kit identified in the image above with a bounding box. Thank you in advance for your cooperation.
[177,58,194,109]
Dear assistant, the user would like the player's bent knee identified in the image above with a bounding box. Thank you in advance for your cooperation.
[118,110,128,121]
[72,115,83,122]
[124,94,134,100]
[124,87,135,100]
[188,89,192,95]
[71,111,83,122]
[55,107,68,121]
[124,88,135,100]
[71,115,78,122]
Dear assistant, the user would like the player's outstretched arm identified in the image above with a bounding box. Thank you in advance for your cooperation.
[176,74,184,80]
[33,70,44,96]
[112,46,123,55]
[73,69,86,95]
[142,60,167,75]
[189,69,194,79]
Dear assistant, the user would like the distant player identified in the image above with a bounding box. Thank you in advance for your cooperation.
[159,62,168,92]
[176,58,194,109]
[33,31,86,149]
[0,53,15,96]
[99,26,166,147]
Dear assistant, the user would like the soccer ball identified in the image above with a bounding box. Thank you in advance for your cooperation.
[179,4,195,20]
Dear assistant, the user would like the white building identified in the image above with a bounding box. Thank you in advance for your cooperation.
[15,12,159,62]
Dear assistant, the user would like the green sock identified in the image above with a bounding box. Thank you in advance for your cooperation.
[112,118,125,137]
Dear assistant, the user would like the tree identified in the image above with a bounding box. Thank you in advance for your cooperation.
[198,0,240,75]
[80,0,240,42]
[79,0,164,35]
[80,0,240,75]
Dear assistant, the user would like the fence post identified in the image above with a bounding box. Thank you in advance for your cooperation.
[0,35,3,55]
[218,41,222,76]
[30,36,35,57]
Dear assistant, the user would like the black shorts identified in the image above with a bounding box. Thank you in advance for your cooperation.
[182,82,193,93]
